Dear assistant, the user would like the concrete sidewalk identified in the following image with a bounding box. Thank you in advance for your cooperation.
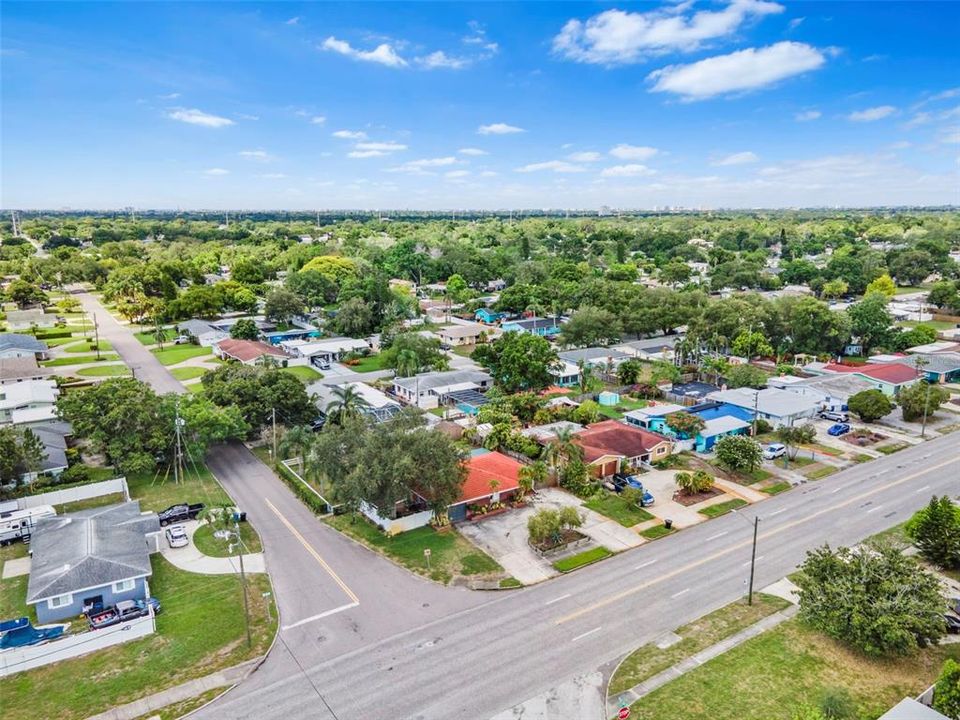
[84,658,260,720]
[161,520,266,575]
[608,602,799,716]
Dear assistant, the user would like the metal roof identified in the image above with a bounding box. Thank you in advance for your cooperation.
[447,388,490,409]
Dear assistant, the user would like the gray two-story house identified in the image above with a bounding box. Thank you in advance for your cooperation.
[26,502,161,624]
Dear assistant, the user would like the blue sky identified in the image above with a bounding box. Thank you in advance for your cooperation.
[2,1,958,210]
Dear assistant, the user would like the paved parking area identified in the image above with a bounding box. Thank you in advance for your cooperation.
[458,488,643,585]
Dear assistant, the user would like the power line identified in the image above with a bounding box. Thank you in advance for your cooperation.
[275,631,342,720]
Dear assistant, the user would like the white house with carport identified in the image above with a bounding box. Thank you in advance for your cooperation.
[280,337,370,366]
[175,319,229,347]
[706,387,820,427]
[766,373,876,413]
[392,369,493,409]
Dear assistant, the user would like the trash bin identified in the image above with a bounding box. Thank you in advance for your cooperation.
[232,511,247,523]
[664,519,673,530]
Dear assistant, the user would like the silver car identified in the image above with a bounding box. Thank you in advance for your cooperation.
[165,525,189,548]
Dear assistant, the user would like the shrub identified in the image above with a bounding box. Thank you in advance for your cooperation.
[675,469,714,495]
[58,463,90,484]
[527,506,583,548]
[754,418,773,434]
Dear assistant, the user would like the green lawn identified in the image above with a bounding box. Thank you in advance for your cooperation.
[609,594,790,696]
[804,442,844,457]
[584,492,654,527]
[151,345,211,366]
[126,466,236,514]
[698,498,748,518]
[761,481,792,495]
[0,555,276,720]
[732,468,773,485]
[641,524,676,540]
[553,546,612,572]
[76,364,130,377]
[192,520,263,556]
[597,397,648,420]
[41,353,120,366]
[281,365,323,382]
[134,328,173,345]
[899,319,956,331]
[805,465,839,480]
[347,353,386,373]
[877,442,910,455]
[170,366,208,381]
[43,336,83,348]
[326,514,503,584]
[63,339,113,353]
[626,618,960,720]
[0,543,33,622]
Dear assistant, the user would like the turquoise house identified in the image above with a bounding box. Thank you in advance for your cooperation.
[500,317,562,337]
[475,308,506,324]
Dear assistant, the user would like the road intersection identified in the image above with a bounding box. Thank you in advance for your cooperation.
[77,291,960,720]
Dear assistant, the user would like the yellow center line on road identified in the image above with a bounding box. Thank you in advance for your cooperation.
[555,456,955,625]
[265,497,360,605]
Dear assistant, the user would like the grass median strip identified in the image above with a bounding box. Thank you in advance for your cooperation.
[609,594,790,697]
[641,524,676,540]
[584,493,654,527]
[761,481,791,495]
[552,546,612,572]
[806,465,839,480]
[698,498,748,518]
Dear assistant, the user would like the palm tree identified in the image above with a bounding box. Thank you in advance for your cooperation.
[153,323,168,350]
[278,424,314,463]
[702,356,730,385]
[577,360,592,395]
[327,384,370,425]
[544,427,583,479]
[518,460,548,498]
[395,348,420,378]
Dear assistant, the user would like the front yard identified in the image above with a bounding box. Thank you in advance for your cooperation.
[0,555,276,720]
[626,618,960,720]
[326,514,504,584]
[151,345,212,366]
[583,492,654,527]
[346,353,386,373]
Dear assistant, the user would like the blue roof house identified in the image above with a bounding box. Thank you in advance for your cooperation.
[500,317,562,337]
[475,308,506,324]
[624,401,752,453]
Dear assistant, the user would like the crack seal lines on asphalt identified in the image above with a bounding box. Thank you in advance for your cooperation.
[554,455,956,626]
[264,497,360,630]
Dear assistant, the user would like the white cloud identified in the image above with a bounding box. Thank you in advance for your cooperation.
[348,150,387,158]
[601,164,656,177]
[795,109,821,121]
[158,92,181,100]
[787,17,804,30]
[515,160,586,173]
[888,141,912,150]
[203,168,229,176]
[941,130,960,145]
[647,42,826,100]
[479,170,498,177]
[259,173,287,179]
[239,150,274,161]
[478,122,525,135]
[567,151,602,162]
[445,170,470,178]
[386,156,457,173]
[553,1,784,65]
[609,144,658,160]
[310,115,326,125]
[332,130,368,140]
[416,51,469,70]
[459,147,488,156]
[355,141,407,152]
[236,113,260,121]
[713,151,759,166]
[847,105,897,122]
[321,37,408,68]
[167,108,235,128]
[285,16,300,25]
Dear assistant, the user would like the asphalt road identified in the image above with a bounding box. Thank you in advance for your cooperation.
[82,291,960,720]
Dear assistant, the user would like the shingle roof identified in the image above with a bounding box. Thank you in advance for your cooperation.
[215,338,288,363]
[0,356,49,381]
[394,369,492,393]
[177,319,223,337]
[558,347,629,364]
[574,420,671,462]
[27,502,159,603]
[0,333,48,354]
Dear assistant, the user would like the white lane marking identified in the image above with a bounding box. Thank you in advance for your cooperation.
[830,486,846,494]
[634,559,658,570]
[545,594,572,606]
[671,588,691,599]
[571,626,602,643]
[282,601,358,630]
[706,531,728,541]
[742,556,765,567]
[768,509,787,517]
[866,505,884,514]
[914,485,931,494]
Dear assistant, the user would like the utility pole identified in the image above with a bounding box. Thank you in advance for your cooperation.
[173,398,186,484]
[748,515,759,605]
[93,314,101,360]
[271,407,278,468]
[234,522,252,648]
[915,357,931,439]
[752,389,759,436]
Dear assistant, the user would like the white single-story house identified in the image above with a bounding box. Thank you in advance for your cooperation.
[436,323,494,347]
[213,338,289,366]
[176,319,229,347]
[519,420,585,443]
[549,360,582,388]
[4,310,57,332]
[706,387,820,427]
[558,347,630,370]
[312,381,402,424]
[0,356,51,386]
[0,334,49,360]
[766,373,876,412]
[0,379,59,425]
[392,369,493,409]
[615,335,683,362]
[281,337,370,365]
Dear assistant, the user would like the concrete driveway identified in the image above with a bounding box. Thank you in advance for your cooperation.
[159,519,266,575]
[459,488,642,585]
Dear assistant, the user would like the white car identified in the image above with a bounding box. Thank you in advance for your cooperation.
[165,525,189,548]
[763,443,786,460]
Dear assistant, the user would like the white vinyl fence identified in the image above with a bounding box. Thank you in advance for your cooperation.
[0,613,154,677]
[16,477,128,510]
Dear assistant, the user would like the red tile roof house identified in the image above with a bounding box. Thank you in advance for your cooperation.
[446,450,523,523]
[820,361,920,397]
[214,338,289,366]
[574,420,674,478]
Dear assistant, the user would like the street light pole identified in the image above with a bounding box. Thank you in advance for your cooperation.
[747,515,759,606]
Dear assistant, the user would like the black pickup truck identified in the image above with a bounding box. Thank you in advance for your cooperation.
[157,503,204,527]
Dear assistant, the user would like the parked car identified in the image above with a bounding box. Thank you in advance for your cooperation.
[820,410,849,422]
[172,335,192,345]
[157,503,204,527]
[945,614,960,634]
[827,423,851,437]
[763,443,786,460]
[165,525,189,548]
[612,473,656,506]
